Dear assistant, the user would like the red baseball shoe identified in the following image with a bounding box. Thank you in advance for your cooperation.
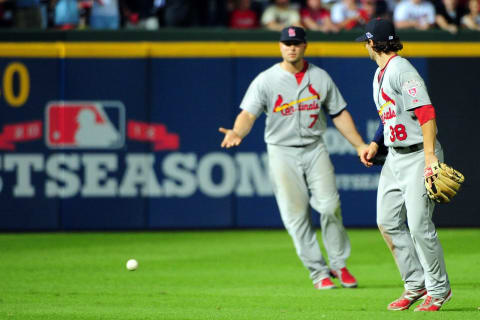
[414,290,452,311]
[314,277,336,290]
[330,267,358,288]
[387,288,427,310]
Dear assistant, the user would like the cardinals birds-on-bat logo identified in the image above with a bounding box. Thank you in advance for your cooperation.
[381,88,396,106]
[273,85,320,114]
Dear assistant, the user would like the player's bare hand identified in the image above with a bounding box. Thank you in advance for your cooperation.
[360,142,378,167]
[424,153,438,168]
[219,127,242,148]
[356,143,369,157]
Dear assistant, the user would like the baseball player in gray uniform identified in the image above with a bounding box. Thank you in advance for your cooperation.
[219,26,370,289]
[357,19,452,311]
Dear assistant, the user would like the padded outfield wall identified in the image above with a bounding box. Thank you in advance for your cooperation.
[0,30,478,230]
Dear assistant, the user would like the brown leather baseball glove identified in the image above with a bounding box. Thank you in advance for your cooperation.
[424,162,465,203]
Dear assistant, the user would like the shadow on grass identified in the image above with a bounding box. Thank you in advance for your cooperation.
[347,285,403,289]
[444,308,480,312]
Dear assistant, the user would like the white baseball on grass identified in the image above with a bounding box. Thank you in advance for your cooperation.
[126,259,138,271]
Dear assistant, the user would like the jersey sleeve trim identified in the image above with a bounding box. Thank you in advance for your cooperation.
[414,104,436,126]
[329,107,346,119]
[373,121,384,144]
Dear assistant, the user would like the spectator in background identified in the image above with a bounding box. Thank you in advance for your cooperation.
[230,0,258,29]
[462,0,480,29]
[123,0,159,29]
[90,0,120,29]
[361,0,376,18]
[77,0,91,28]
[52,0,80,29]
[14,0,43,28]
[434,0,467,33]
[394,0,436,30]
[331,0,370,30]
[301,0,339,32]
[361,0,390,19]
[261,0,301,31]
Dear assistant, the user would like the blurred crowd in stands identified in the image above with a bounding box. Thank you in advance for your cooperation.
[1,0,479,33]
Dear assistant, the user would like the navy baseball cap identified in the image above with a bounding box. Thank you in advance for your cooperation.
[355,19,398,42]
[280,26,307,43]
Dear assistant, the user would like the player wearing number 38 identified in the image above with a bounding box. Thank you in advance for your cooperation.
[357,19,453,311]
[219,26,370,290]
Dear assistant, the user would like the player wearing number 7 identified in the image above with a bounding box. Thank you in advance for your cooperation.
[219,26,370,290]
[357,19,452,311]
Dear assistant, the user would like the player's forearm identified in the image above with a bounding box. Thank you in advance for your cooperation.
[332,110,366,148]
[233,110,256,139]
[421,118,436,156]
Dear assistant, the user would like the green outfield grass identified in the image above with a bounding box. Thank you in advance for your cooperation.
[0,229,479,319]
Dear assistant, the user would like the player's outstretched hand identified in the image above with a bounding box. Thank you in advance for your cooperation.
[360,142,378,167]
[219,127,242,148]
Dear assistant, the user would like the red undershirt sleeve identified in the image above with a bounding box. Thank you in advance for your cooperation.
[414,105,436,126]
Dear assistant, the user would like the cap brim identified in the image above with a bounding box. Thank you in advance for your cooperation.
[355,34,368,42]
[280,38,306,43]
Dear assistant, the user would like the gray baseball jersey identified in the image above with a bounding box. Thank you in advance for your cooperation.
[373,56,433,147]
[240,63,346,146]
[239,61,353,285]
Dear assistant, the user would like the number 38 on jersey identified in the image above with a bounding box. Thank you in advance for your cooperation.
[389,124,408,142]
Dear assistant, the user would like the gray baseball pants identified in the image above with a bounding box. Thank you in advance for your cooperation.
[377,142,450,298]
[267,139,351,284]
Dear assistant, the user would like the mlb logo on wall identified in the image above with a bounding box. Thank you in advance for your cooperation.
[45,101,125,149]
